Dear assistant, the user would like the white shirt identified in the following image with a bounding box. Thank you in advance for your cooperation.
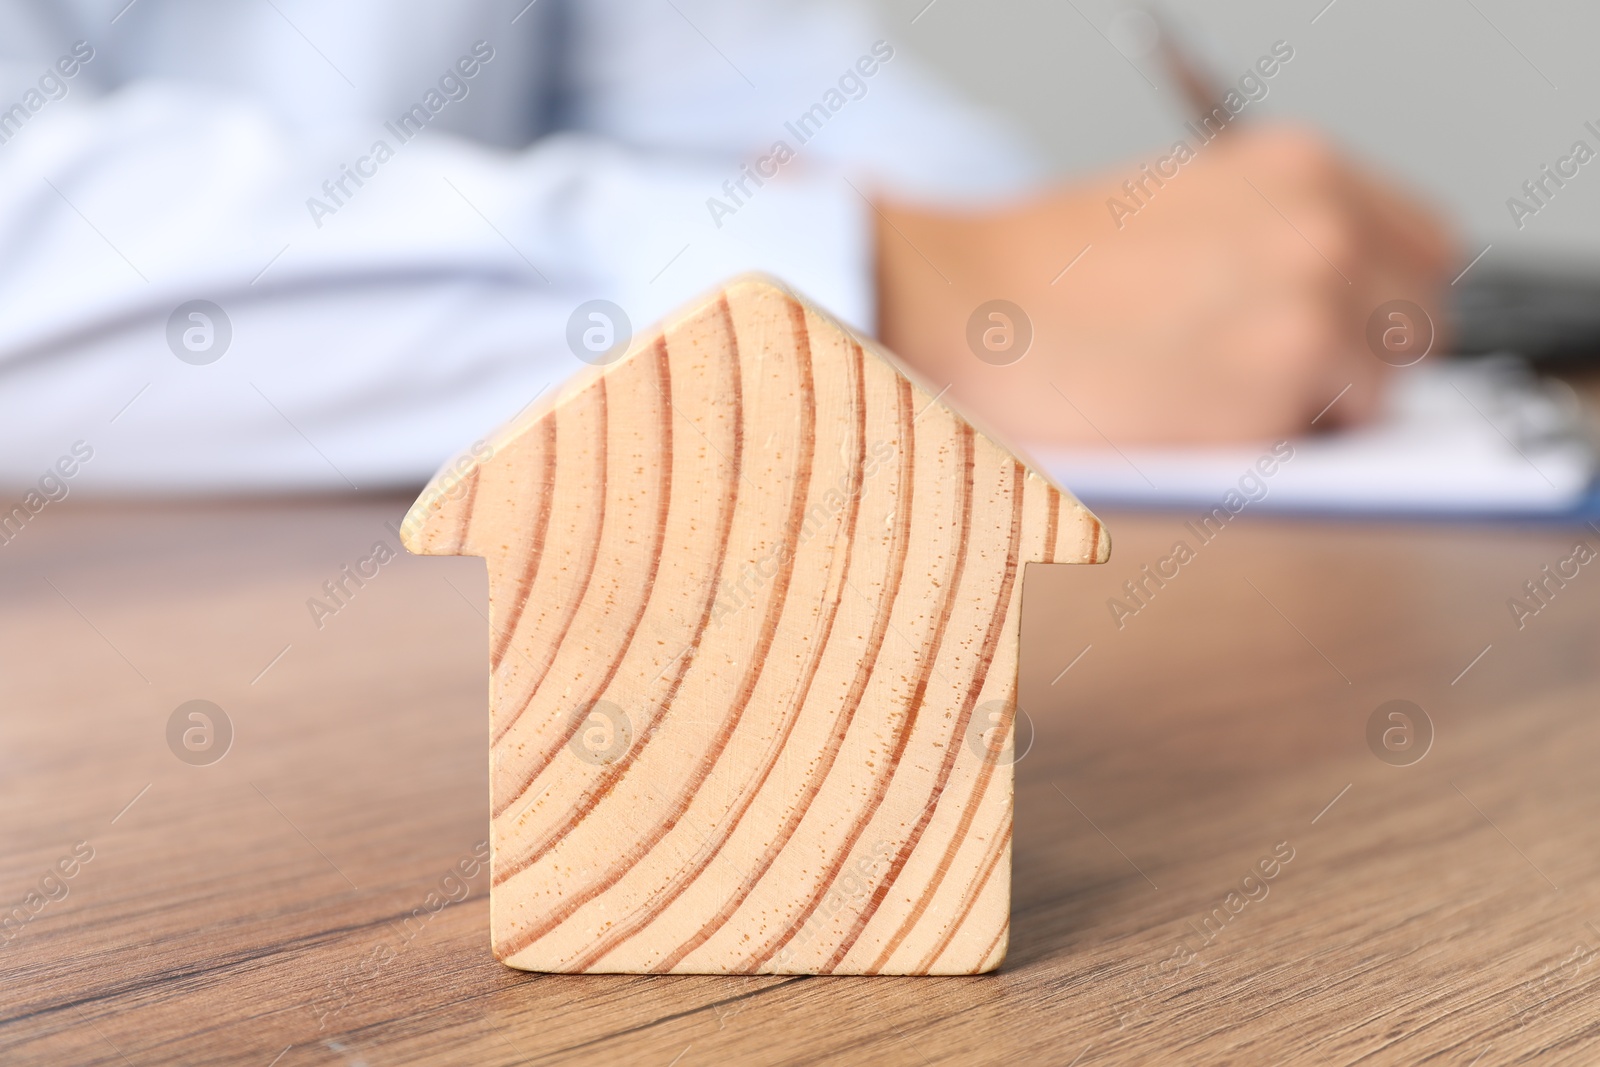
[0,0,1040,490]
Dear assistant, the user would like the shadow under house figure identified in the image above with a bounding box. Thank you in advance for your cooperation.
[400,274,1109,974]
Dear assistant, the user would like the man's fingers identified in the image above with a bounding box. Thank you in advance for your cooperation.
[1224,124,1455,296]
[1341,160,1459,279]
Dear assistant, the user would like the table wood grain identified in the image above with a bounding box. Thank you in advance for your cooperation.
[3,495,1600,1065]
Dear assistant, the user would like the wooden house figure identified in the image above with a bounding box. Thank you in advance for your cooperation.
[401,275,1108,974]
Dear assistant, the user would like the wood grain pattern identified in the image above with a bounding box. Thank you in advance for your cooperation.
[400,275,1107,974]
[7,498,1600,1064]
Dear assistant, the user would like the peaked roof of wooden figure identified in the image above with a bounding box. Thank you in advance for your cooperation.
[401,273,1108,976]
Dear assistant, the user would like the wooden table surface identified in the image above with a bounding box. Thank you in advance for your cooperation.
[4,494,1600,1065]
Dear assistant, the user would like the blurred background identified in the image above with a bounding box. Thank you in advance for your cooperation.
[1,0,1597,514]
[887,0,1600,263]
[875,0,1600,516]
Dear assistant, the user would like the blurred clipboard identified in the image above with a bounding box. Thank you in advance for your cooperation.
[1032,356,1598,518]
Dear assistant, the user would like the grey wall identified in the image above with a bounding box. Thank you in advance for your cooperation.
[874,0,1600,267]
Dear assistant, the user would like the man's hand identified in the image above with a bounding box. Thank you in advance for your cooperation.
[873,125,1458,446]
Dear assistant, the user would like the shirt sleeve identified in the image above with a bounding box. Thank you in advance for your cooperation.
[0,0,1041,492]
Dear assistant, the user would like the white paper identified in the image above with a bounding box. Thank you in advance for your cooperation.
[1029,357,1596,515]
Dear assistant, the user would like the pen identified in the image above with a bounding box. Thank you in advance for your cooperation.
[1143,7,1229,129]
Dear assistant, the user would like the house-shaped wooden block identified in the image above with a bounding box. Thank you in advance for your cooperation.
[401,274,1107,974]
